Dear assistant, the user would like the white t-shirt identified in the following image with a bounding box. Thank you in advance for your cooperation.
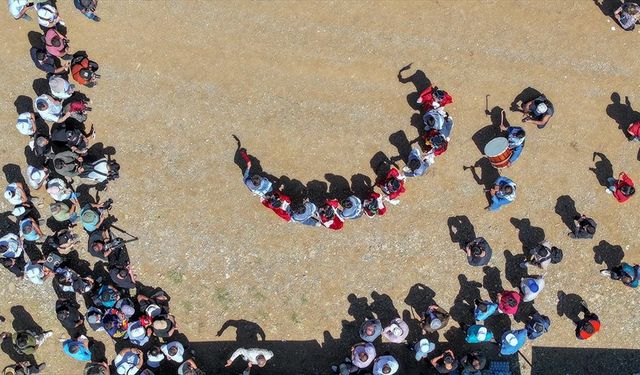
[521,277,545,302]
[8,0,29,19]
[49,76,74,100]
[4,183,23,205]
[27,165,47,190]
[36,3,57,27]
[34,95,63,123]
[16,112,35,136]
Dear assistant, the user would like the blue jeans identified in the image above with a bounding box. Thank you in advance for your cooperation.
[84,11,98,20]
[489,196,511,211]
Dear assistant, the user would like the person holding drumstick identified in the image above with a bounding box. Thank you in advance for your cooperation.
[513,94,554,129]
[499,110,526,167]
[486,176,516,211]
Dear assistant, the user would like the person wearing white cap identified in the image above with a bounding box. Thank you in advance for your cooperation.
[4,183,28,206]
[372,355,399,375]
[464,324,494,344]
[161,341,185,363]
[519,94,554,129]
[49,75,75,100]
[500,328,527,356]
[520,275,545,302]
[412,338,436,361]
[26,166,48,190]
[24,261,51,285]
[15,112,36,136]
[127,321,150,347]
[421,304,450,334]
[382,318,409,343]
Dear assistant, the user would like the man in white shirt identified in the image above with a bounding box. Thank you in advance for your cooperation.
[16,112,36,136]
[34,94,70,123]
[225,347,274,373]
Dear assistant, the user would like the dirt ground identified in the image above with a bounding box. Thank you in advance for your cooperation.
[0,1,639,374]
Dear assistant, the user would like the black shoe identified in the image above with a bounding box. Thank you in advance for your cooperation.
[38,363,46,371]
[93,16,101,22]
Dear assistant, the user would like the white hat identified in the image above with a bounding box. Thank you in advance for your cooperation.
[430,318,442,330]
[477,326,487,341]
[506,333,518,346]
[145,304,161,318]
[4,189,14,200]
[535,102,548,114]
[414,338,435,360]
[30,168,45,182]
[390,324,402,337]
[130,326,146,339]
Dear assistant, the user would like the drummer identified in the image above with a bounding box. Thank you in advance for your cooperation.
[517,94,554,129]
[500,110,526,166]
[486,176,516,211]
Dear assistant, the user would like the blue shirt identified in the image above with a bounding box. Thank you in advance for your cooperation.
[404,148,430,177]
[339,196,362,219]
[495,177,516,201]
[243,169,272,197]
[465,325,494,343]
[474,301,498,321]
[500,329,527,355]
[63,340,92,361]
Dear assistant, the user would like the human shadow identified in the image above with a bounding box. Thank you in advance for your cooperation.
[397,63,431,111]
[510,87,542,112]
[404,283,437,318]
[555,195,579,232]
[464,158,499,191]
[605,93,640,138]
[593,240,624,269]
[447,215,476,249]
[14,95,33,114]
[590,152,614,188]
[277,176,306,207]
[449,274,482,326]
[389,130,412,164]
[339,293,371,342]
[349,174,372,199]
[510,218,545,252]
[369,291,399,324]
[325,173,352,201]
[370,151,396,180]
[3,164,28,188]
[216,319,266,343]
[593,0,623,16]
[11,306,43,333]
[482,266,503,302]
[557,291,586,324]
[27,31,44,49]
[503,249,527,289]
[306,179,328,206]
[32,78,50,97]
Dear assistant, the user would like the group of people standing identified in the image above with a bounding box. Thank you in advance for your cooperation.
[2,2,208,375]
[240,83,455,230]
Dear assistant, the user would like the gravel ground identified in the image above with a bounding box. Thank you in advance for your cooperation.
[0,1,639,374]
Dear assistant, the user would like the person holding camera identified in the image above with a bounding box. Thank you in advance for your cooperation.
[80,199,112,233]
[463,237,492,266]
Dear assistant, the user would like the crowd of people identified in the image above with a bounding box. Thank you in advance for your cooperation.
[2,2,639,375]
[2,2,213,374]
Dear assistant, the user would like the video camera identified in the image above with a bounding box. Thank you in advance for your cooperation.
[104,235,126,251]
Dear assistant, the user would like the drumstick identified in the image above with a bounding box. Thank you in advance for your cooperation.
[485,95,490,116]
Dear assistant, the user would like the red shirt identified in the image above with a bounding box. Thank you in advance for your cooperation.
[613,173,634,203]
[418,86,453,111]
[319,199,344,230]
[628,121,640,138]
[577,318,600,340]
[363,192,387,217]
[260,192,292,221]
[498,291,521,315]
[376,168,406,200]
